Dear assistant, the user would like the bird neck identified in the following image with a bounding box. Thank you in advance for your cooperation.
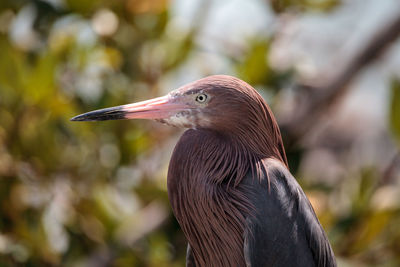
[224,109,288,169]
[167,129,256,267]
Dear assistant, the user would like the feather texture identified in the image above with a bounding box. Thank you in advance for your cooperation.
[166,75,335,266]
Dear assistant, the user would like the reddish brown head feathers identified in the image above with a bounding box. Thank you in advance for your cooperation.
[175,75,288,167]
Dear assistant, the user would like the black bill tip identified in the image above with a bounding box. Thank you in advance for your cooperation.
[70,106,126,122]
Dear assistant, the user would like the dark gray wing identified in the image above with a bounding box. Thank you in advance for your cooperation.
[243,158,336,267]
[186,244,196,267]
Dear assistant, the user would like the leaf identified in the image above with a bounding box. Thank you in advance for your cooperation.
[389,79,400,146]
[236,39,272,86]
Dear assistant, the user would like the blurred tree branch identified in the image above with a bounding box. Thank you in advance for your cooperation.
[380,151,400,186]
[281,11,400,147]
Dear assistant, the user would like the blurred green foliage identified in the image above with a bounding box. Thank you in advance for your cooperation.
[0,0,191,266]
[390,79,400,146]
[270,0,341,13]
[235,38,291,91]
[0,0,399,266]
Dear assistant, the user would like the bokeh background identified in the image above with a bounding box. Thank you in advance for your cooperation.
[1,0,400,266]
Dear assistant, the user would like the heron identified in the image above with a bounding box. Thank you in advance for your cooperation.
[71,75,336,267]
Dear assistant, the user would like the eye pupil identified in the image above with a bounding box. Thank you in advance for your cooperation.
[196,94,207,103]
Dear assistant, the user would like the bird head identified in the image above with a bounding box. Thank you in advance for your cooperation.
[71,75,288,166]
[72,75,262,130]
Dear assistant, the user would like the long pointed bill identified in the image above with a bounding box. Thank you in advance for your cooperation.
[71,95,187,122]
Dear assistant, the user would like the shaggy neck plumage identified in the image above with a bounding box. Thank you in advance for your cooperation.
[167,127,288,266]
[168,129,255,267]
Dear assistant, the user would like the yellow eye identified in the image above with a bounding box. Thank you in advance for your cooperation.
[196,93,207,103]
